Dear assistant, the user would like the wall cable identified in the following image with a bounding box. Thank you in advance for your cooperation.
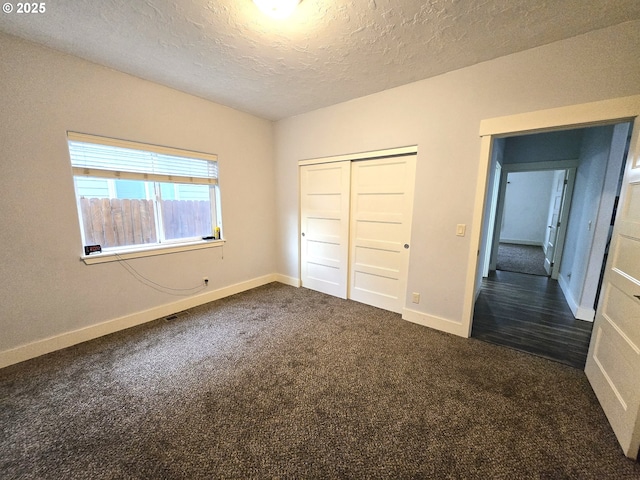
[115,254,207,297]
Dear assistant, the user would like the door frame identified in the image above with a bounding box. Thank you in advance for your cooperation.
[463,94,640,337]
[482,162,501,277]
[489,161,577,279]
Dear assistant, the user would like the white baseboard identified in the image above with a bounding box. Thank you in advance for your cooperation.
[402,308,468,338]
[575,307,595,322]
[558,273,578,315]
[499,239,544,247]
[0,274,281,370]
[274,274,300,287]
[474,285,482,302]
[557,274,594,322]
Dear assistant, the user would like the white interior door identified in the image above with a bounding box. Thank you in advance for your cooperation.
[585,136,640,459]
[348,155,416,313]
[543,168,575,280]
[544,170,565,275]
[300,161,350,298]
[550,168,575,280]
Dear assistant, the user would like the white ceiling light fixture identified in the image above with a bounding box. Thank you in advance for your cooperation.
[253,0,301,20]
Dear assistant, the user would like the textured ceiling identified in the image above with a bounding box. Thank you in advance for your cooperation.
[1,0,639,120]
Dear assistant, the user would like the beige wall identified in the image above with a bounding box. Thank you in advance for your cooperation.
[0,33,277,356]
[274,20,640,327]
[3,19,640,363]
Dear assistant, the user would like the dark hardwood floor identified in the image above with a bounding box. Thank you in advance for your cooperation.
[471,270,594,369]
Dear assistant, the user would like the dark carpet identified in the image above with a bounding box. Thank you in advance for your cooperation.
[497,242,548,276]
[1,283,638,479]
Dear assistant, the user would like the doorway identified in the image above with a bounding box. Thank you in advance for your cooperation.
[471,123,630,368]
[492,168,575,278]
[462,95,640,459]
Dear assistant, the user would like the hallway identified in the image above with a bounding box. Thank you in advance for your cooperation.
[471,270,593,369]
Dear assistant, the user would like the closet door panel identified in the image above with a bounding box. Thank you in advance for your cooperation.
[349,155,417,313]
[300,162,350,298]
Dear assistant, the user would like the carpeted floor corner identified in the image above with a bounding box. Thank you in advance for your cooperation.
[497,242,548,276]
[1,283,638,479]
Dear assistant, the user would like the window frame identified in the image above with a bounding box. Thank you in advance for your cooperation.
[67,132,223,264]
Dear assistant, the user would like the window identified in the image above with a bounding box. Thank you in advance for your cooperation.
[67,132,222,257]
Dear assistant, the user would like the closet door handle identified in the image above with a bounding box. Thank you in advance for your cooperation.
[301,232,306,237]
[404,244,410,249]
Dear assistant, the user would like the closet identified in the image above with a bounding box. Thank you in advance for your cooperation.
[299,148,417,313]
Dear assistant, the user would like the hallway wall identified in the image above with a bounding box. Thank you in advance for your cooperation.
[500,171,555,246]
[559,123,629,320]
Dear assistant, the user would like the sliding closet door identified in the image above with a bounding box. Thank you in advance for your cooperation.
[348,155,417,313]
[300,161,350,298]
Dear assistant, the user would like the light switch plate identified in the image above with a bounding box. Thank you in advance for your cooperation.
[456,224,466,236]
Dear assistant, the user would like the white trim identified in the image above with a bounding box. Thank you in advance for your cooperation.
[274,274,301,287]
[298,145,418,166]
[463,135,494,336]
[82,240,225,264]
[558,273,579,317]
[558,274,596,322]
[498,239,544,247]
[502,159,579,172]
[478,96,639,137]
[576,307,596,322]
[402,308,467,337]
[0,274,280,370]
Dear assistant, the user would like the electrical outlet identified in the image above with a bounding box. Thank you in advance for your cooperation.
[203,277,209,286]
[412,292,420,304]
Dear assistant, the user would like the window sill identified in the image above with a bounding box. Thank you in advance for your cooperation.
[81,239,225,265]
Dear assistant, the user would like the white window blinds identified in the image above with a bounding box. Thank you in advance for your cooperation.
[67,132,218,185]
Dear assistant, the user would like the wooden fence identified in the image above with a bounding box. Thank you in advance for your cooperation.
[80,198,212,248]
